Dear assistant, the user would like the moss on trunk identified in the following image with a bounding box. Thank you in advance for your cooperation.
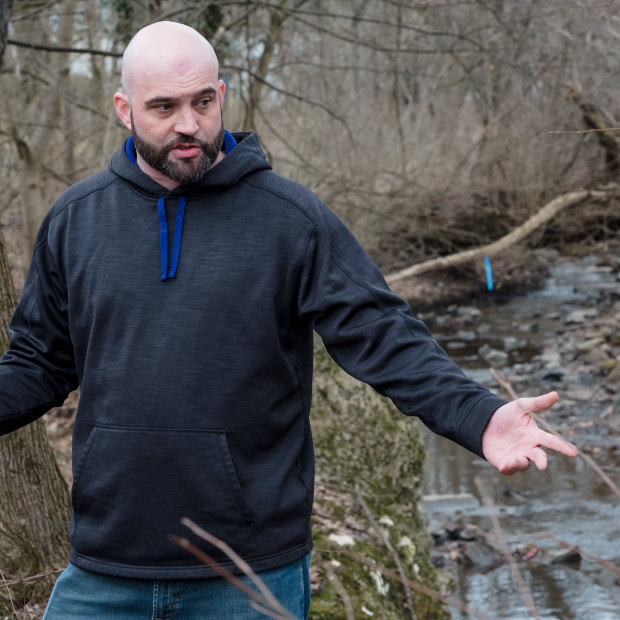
[310,341,449,619]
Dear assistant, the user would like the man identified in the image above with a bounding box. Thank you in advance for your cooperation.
[0,21,576,619]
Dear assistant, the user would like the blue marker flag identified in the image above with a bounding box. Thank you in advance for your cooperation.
[484,256,493,291]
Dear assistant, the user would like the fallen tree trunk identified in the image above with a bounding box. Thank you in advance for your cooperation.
[386,189,607,286]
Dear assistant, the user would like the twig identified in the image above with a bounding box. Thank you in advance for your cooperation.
[548,127,620,134]
[0,569,63,587]
[354,487,416,619]
[170,535,295,620]
[0,567,18,618]
[179,518,295,620]
[7,38,122,58]
[330,548,495,620]
[473,476,540,619]
[322,560,355,620]
[489,368,620,502]
[221,63,353,141]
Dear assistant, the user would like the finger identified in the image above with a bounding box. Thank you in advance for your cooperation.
[537,430,579,457]
[529,446,548,471]
[499,455,530,475]
[517,391,558,414]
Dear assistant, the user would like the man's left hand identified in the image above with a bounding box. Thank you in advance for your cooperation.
[482,391,578,475]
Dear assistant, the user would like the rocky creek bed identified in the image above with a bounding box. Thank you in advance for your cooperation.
[418,251,620,619]
[425,251,620,460]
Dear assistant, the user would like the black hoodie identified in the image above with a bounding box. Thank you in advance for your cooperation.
[0,131,506,578]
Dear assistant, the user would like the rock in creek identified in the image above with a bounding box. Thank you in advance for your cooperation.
[430,521,583,572]
[478,343,509,367]
[565,308,599,324]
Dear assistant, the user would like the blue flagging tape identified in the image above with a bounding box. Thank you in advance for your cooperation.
[484,256,493,291]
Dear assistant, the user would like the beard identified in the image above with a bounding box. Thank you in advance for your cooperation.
[131,111,224,185]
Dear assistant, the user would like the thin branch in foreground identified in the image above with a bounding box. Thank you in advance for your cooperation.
[180,517,291,617]
[322,560,355,620]
[480,528,620,578]
[354,487,416,620]
[473,476,540,620]
[489,368,620,502]
[329,548,495,620]
[0,568,63,588]
[170,535,295,620]
[0,568,17,618]
[542,534,620,578]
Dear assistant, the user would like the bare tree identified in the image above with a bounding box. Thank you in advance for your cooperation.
[0,0,72,613]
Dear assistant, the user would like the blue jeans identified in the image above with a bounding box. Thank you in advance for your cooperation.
[43,555,311,619]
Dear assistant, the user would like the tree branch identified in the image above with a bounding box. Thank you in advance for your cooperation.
[7,38,122,57]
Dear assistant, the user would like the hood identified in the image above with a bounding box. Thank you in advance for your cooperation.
[107,131,272,281]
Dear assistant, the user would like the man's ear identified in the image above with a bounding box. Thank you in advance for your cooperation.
[114,92,132,131]
[217,79,226,109]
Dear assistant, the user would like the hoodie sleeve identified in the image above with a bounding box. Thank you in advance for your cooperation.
[297,204,506,458]
[0,224,78,436]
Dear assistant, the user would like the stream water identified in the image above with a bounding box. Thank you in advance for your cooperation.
[420,256,620,619]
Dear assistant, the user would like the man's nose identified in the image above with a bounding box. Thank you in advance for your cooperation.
[173,108,199,135]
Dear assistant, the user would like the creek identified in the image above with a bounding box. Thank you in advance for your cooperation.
[419,256,620,619]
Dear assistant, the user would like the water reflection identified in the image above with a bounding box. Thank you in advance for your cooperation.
[423,431,620,619]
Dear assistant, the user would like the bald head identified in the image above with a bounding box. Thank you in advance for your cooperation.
[121,21,219,100]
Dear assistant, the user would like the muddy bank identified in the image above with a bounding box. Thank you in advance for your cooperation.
[390,246,559,313]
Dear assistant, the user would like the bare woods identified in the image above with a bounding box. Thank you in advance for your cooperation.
[0,1,619,616]
[0,1,619,278]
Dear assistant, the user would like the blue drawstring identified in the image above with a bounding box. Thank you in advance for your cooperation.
[168,197,187,279]
[157,197,168,280]
[157,196,187,281]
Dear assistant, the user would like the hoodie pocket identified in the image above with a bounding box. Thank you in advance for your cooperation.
[71,425,254,567]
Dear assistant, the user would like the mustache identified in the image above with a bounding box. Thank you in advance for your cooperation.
[167,134,207,149]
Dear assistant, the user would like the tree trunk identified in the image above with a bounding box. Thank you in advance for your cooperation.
[11,0,78,253]
[0,0,9,62]
[0,0,71,611]
[311,342,448,619]
[242,4,286,131]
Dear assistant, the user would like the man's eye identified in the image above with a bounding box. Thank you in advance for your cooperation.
[197,98,212,108]
[154,104,172,112]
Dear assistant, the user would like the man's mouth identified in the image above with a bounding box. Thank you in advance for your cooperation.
[171,143,202,158]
